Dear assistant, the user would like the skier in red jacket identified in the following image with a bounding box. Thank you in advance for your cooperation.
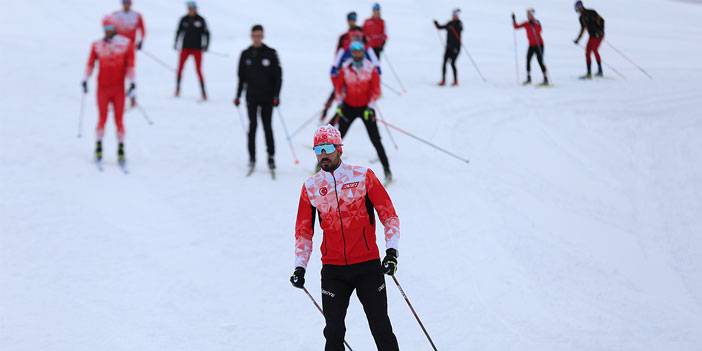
[290,125,400,351]
[512,8,549,85]
[363,3,388,60]
[82,17,136,165]
[111,0,145,106]
[332,41,392,183]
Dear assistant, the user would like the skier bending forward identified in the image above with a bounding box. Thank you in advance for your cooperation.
[290,125,401,351]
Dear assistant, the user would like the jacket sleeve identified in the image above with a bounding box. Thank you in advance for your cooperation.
[365,169,399,250]
[137,14,146,41]
[126,40,136,82]
[174,17,184,48]
[272,49,282,98]
[513,21,526,29]
[84,43,98,81]
[333,66,345,102]
[202,17,210,50]
[294,184,315,268]
[369,68,381,104]
[236,51,246,99]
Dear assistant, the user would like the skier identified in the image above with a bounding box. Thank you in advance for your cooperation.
[233,24,282,174]
[82,16,135,166]
[363,3,388,60]
[174,1,210,100]
[290,124,400,351]
[110,0,145,107]
[433,8,463,86]
[331,41,392,183]
[512,9,549,85]
[573,1,605,79]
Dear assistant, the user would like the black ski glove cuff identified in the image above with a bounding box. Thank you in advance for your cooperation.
[290,267,306,289]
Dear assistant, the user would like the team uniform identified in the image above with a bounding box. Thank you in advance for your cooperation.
[513,18,548,84]
[332,56,392,179]
[84,34,135,145]
[175,14,210,99]
[434,19,463,85]
[110,10,145,105]
[363,16,387,59]
[236,44,282,168]
[294,160,400,351]
[578,8,605,76]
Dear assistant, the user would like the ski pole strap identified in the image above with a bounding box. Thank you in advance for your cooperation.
[392,276,438,351]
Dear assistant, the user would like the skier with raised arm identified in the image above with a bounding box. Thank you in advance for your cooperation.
[290,125,400,351]
[433,8,463,86]
[512,8,549,85]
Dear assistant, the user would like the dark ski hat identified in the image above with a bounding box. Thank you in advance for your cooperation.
[347,11,358,21]
[574,1,584,11]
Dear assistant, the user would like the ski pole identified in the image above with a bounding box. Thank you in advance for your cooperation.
[375,105,399,150]
[447,26,488,83]
[391,276,438,351]
[377,120,470,164]
[382,52,407,93]
[135,104,155,125]
[142,49,176,72]
[435,28,445,50]
[381,81,403,97]
[290,109,323,138]
[77,93,86,138]
[275,107,300,165]
[576,43,626,79]
[235,106,248,136]
[512,24,520,85]
[302,287,354,351]
[605,41,653,80]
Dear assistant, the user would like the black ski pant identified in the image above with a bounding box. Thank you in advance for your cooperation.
[321,260,399,351]
[526,45,547,76]
[246,99,275,163]
[442,46,460,82]
[336,104,391,173]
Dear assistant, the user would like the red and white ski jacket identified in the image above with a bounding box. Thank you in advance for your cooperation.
[333,58,381,108]
[363,17,387,49]
[111,10,146,44]
[294,163,400,268]
[513,20,543,47]
[84,34,135,88]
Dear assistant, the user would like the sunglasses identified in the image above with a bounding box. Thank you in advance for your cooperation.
[313,144,338,155]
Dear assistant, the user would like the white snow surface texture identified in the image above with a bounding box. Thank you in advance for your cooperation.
[2,0,702,350]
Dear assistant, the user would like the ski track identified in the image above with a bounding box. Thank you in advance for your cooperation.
[2,0,702,350]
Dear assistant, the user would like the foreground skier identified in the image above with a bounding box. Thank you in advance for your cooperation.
[82,17,135,169]
[290,125,400,351]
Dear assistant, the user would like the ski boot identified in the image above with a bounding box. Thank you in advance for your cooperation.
[246,160,255,176]
[522,75,532,85]
[117,143,126,165]
[540,76,550,86]
[384,168,393,186]
[437,79,446,86]
[451,79,459,86]
[595,67,603,78]
[94,141,103,161]
[268,156,276,180]
[200,81,208,101]
[579,72,592,80]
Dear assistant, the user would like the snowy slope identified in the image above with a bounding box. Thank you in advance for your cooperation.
[2,0,702,350]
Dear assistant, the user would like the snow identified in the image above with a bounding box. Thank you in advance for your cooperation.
[2,0,702,350]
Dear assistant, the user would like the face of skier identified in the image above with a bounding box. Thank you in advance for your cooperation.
[351,48,365,62]
[251,29,264,47]
[373,9,381,18]
[122,0,132,11]
[104,26,116,39]
[527,10,535,21]
[315,144,341,171]
[187,6,197,16]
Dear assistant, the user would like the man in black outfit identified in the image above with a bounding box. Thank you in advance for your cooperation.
[574,0,605,79]
[434,8,463,86]
[234,25,282,172]
[174,1,209,99]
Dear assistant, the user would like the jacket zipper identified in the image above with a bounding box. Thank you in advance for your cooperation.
[331,172,349,265]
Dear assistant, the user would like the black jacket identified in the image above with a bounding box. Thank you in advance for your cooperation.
[579,9,605,37]
[435,19,463,49]
[236,44,282,101]
[175,14,210,50]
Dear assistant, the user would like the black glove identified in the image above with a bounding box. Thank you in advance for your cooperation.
[573,38,580,45]
[127,83,136,96]
[272,97,280,107]
[137,41,143,50]
[511,13,516,21]
[82,81,88,94]
[382,249,398,275]
[433,19,439,27]
[234,98,241,107]
[290,267,305,288]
